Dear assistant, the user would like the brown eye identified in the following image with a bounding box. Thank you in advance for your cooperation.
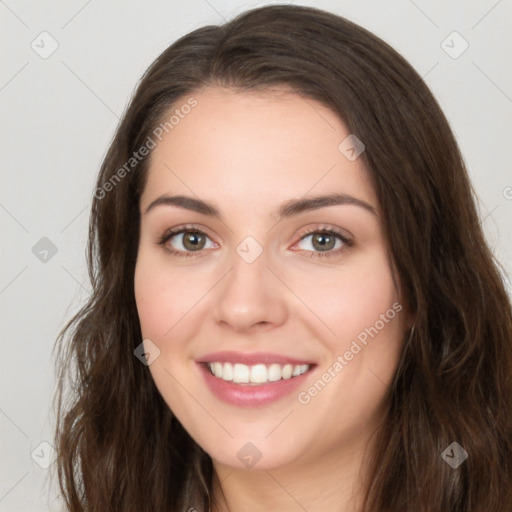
[296,230,347,253]
[291,228,353,260]
[181,232,207,251]
[157,228,216,256]
[311,233,336,251]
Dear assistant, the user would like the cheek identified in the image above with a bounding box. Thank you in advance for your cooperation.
[322,257,404,402]
[134,262,170,340]
[289,248,400,343]
[134,253,202,421]
[334,262,398,338]
[293,248,404,403]
[134,250,205,340]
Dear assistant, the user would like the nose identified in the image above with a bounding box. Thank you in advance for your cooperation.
[211,250,288,333]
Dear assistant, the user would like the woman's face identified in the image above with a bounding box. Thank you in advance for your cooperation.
[134,86,409,471]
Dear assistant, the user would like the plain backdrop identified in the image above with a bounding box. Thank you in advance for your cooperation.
[1,0,511,510]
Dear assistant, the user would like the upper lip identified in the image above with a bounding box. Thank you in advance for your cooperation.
[197,351,315,366]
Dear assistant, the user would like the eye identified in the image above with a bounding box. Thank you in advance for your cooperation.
[292,227,353,258]
[156,225,353,259]
[157,226,217,257]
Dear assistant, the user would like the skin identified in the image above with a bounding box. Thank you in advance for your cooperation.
[134,86,411,511]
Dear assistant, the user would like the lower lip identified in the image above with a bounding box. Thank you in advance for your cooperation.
[197,363,315,407]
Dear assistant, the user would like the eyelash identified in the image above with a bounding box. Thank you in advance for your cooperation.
[156,224,353,259]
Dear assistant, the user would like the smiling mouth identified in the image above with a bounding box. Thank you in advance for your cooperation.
[205,361,314,386]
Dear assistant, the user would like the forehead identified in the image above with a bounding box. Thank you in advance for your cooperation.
[141,86,377,213]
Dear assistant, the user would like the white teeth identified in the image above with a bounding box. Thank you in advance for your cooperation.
[213,362,223,378]
[292,364,308,377]
[282,364,293,379]
[208,362,311,384]
[223,362,233,381]
[250,364,268,383]
[233,363,249,383]
[268,363,282,382]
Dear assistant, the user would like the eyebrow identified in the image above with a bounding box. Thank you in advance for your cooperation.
[143,193,378,218]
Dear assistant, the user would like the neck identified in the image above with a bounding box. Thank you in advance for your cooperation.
[210,434,376,512]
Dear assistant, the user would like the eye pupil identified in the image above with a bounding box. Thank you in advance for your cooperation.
[313,233,335,251]
[183,232,205,251]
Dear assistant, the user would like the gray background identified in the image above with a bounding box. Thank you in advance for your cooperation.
[1,0,511,510]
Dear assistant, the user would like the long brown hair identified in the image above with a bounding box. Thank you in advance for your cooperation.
[52,4,512,511]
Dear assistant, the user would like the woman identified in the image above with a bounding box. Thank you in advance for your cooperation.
[53,4,512,511]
